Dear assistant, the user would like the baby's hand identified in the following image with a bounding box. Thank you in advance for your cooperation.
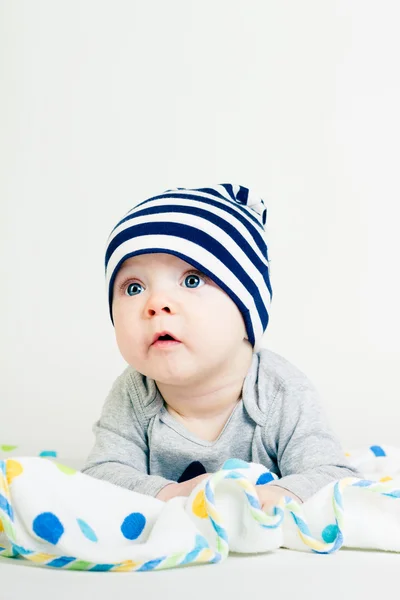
[156,473,210,502]
[255,484,302,513]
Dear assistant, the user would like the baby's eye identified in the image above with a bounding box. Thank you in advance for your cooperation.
[183,272,206,289]
[120,271,207,297]
[125,282,143,297]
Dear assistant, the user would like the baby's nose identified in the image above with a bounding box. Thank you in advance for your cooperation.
[147,304,172,315]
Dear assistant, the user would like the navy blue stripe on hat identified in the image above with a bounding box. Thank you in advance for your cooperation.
[106,206,271,292]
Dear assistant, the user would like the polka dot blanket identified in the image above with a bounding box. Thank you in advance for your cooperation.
[1,444,400,572]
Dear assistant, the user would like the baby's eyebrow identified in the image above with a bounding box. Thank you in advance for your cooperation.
[116,262,146,277]
[115,266,209,282]
[118,262,137,274]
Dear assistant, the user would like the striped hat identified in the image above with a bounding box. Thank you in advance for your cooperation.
[105,184,272,352]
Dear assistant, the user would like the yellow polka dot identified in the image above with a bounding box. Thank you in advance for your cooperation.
[0,519,4,532]
[192,489,208,519]
[6,460,23,485]
[380,476,393,482]
[345,452,351,457]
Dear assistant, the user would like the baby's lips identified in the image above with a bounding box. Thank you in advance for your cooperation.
[150,331,182,345]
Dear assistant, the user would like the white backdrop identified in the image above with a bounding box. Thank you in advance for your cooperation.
[1,0,399,459]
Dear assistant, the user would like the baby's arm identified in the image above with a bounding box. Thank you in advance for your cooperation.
[81,372,175,498]
[261,375,361,503]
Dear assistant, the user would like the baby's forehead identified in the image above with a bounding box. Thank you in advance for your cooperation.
[117,253,194,275]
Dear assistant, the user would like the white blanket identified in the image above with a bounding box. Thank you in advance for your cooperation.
[1,445,400,571]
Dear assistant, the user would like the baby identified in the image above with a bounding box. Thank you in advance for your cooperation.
[81,183,360,512]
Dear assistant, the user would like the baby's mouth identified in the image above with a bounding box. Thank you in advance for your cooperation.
[151,334,182,349]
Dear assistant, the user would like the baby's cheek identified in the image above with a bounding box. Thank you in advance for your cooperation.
[114,326,139,361]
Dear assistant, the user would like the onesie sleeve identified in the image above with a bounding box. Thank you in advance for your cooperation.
[80,370,175,498]
[261,375,362,502]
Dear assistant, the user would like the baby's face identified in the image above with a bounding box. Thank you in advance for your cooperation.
[112,252,249,383]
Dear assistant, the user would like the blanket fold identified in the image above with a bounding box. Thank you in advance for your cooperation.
[1,445,400,571]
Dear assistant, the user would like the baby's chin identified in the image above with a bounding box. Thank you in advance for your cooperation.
[141,354,208,384]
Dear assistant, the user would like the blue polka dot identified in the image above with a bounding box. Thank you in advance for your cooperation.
[39,450,57,458]
[77,518,98,542]
[322,524,339,543]
[121,512,146,540]
[222,459,250,470]
[33,512,64,545]
[370,445,386,457]
[256,472,274,485]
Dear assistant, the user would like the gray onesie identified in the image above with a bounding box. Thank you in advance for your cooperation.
[81,348,360,502]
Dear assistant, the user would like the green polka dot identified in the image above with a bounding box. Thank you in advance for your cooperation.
[55,463,77,475]
[0,445,18,452]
